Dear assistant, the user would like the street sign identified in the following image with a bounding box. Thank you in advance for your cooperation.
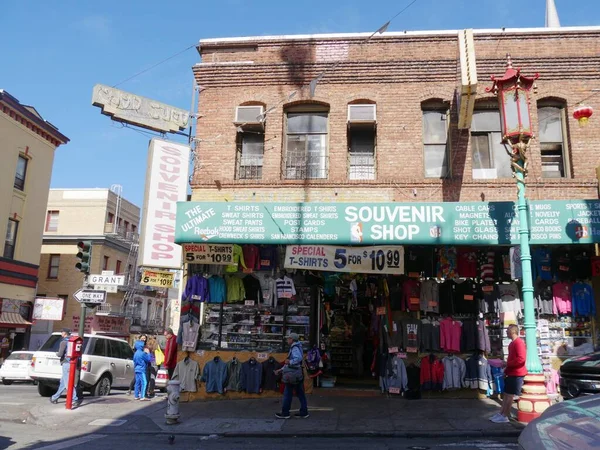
[73,289,107,304]
[88,274,125,286]
[93,285,118,293]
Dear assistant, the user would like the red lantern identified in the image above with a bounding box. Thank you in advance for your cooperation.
[573,104,593,126]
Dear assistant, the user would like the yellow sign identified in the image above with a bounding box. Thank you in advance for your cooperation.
[140,269,174,288]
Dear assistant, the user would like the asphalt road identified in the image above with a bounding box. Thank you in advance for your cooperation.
[0,384,519,450]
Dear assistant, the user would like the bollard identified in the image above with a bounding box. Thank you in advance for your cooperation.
[165,380,181,425]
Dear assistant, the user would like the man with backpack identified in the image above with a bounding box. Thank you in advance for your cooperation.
[276,333,309,419]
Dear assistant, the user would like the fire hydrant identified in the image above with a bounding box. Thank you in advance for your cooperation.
[165,380,181,425]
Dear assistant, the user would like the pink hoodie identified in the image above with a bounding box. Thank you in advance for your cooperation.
[440,318,462,353]
[552,282,572,315]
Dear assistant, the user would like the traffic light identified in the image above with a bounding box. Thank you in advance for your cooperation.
[75,241,92,274]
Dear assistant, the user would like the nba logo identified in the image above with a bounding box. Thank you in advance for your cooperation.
[429,225,442,238]
[351,223,363,243]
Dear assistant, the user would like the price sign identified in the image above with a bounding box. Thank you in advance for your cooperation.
[243,268,253,274]
[196,350,205,356]
[257,353,268,360]
[482,285,494,293]
[140,269,175,288]
[388,347,399,354]
[284,245,405,275]
[376,307,387,315]
[280,292,293,299]
[245,300,256,306]
[406,347,418,353]
[388,387,401,394]
[397,352,407,359]
[183,243,234,265]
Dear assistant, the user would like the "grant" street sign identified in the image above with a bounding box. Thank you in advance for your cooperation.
[89,274,126,286]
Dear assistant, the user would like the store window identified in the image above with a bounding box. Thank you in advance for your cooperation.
[422,101,450,178]
[14,155,28,191]
[236,132,264,179]
[538,99,569,178]
[284,108,329,179]
[48,254,60,279]
[103,256,109,271]
[45,211,59,232]
[471,108,512,179]
[4,219,18,259]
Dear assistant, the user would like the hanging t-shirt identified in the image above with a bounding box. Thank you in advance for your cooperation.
[495,248,511,282]
[497,283,521,316]
[534,279,553,315]
[242,245,261,271]
[420,279,440,313]
[553,250,571,282]
[242,275,263,301]
[402,279,421,312]
[258,275,277,307]
[225,244,247,273]
[401,318,421,353]
[388,276,403,311]
[438,279,455,315]
[437,246,458,279]
[453,280,478,314]
[553,282,572,315]
[572,282,596,317]
[181,321,201,351]
[259,246,278,270]
[571,250,591,279]
[478,283,498,314]
[509,247,522,280]
[405,247,433,277]
[533,248,553,281]
[457,248,478,278]
[479,250,495,282]
[275,276,296,299]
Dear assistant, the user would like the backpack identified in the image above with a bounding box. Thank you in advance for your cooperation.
[306,346,321,372]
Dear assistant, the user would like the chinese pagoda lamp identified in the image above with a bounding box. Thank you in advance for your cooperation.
[573,104,593,126]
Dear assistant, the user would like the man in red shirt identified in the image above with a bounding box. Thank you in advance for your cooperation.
[163,328,178,379]
[491,324,526,423]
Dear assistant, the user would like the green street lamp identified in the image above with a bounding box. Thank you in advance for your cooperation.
[487,54,551,423]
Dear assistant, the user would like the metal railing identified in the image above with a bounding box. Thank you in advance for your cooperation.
[348,153,376,180]
[283,154,329,180]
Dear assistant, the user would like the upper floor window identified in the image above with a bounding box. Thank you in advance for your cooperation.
[45,211,59,232]
[348,103,376,180]
[4,219,18,259]
[124,221,130,232]
[422,103,450,178]
[14,155,28,191]
[48,254,60,279]
[107,212,114,224]
[284,110,328,180]
[538,100,569,178]
[116,260,122,274]
[132,225,137,234]
[471,108,512,179]
[236,132,264,180]
[103,256,109,271]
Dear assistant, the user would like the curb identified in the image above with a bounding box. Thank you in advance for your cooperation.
[97,429,523,439]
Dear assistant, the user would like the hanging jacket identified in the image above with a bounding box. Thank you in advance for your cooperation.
[572,282,596,317]
[259,246,277,270]
[183,275,210,302]
[461,319,478,352]
[439,318,461,353]
[225,359,243,392]
[477,320,491,353]
[442,356,466,390]
[465,354,493,391]
[202,358,228,394]
[242,275,263,302]
[262,359,283,391]
[384,355,408,392]
[420,355,444,391]
[401,317,421,352]
[225,244,247,273]
[208,276,226,304]
[172,358,201,392]
[552,282,572,315]
[242,244,261,270]
[240,359,263,394]
[225,275,246,303]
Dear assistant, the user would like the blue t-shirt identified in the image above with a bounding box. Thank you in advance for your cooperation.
[533,248,552,280]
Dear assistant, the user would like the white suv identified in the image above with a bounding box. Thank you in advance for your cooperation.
[31,333,134,397]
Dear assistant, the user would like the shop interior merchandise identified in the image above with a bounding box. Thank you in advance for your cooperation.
[178,243,598,398]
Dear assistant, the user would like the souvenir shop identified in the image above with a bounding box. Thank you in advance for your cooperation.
[173,199,600,401]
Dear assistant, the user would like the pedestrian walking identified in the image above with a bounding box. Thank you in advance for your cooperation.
[490,324,526,423]
[276,333,309,419]
[128,334,147,395]
[163,328,177,380]
[146,337,158,398]
[50,328,81,407]
[133,340,152,401]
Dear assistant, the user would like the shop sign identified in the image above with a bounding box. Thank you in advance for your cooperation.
[33,298,64,321]
[1,299,23,313]
[140,269,175,288]
[175,199,600,246]
[71,315,94,334]
[284,245,404,274]
[92,316,128,335]
[182,243,233,265]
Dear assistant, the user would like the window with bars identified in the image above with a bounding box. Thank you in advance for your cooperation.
[14,155,28,191]
[284,112,328,179]
[4,219,18,259]
[348,127,376,180]
[45,211,59,232]
[422,109,449,178]
[48,254,60,279]
[538,103,569,178]
[236,132,264,179]
[471,109,512,179]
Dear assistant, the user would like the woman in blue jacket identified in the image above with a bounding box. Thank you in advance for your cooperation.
[133,340,151,401]
[276,333,309,419]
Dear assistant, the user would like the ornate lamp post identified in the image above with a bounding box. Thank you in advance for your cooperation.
[487,55,551,423]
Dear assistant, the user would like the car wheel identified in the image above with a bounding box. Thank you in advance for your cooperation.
[2,379,13,385]
[38,382,55,397]
[91,375,112,397]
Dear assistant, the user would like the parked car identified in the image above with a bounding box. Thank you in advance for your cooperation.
[518,394,600,449]
[558,351,600,399]
[155,368,169,392]
[0,351,35,385]
[30,333,134,397]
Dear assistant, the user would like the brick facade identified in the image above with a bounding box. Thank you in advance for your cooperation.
[191,28,600,203]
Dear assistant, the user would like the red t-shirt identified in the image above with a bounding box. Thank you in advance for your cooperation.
[505,337,527,377]
[457,248,478,278]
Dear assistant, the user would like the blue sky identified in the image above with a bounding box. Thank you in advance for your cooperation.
[2,0,598,207]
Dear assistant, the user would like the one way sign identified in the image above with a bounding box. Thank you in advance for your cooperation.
[73,289,107,304]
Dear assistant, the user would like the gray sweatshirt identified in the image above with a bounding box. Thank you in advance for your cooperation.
[442,356,466,390]
[172,358,201,392]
